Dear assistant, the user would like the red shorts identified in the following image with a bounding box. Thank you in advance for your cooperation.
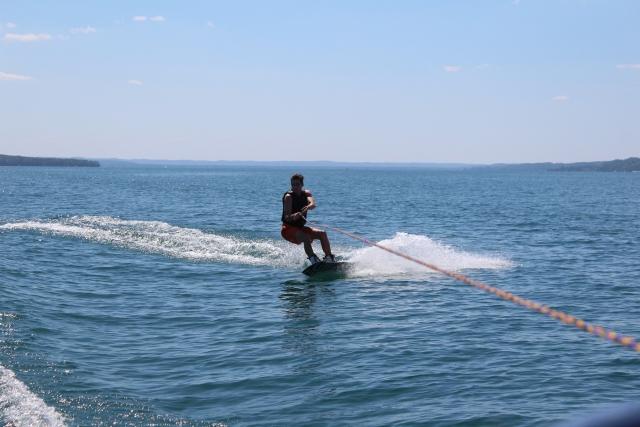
[281,224,314,245]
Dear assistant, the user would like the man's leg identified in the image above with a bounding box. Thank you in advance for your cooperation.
[309,229,332,256]
[295,231,315,258]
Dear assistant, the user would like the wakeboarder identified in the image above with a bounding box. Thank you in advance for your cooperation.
[281,173,336,265]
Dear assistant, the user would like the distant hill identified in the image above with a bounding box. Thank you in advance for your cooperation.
[469,162,554,172]
[472,157,640,172]
[92,158,473,169]
[548,157,640,172]
[7,154,634,171]
[0,154,100,167]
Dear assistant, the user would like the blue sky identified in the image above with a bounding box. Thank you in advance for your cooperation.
[1,1,639,163]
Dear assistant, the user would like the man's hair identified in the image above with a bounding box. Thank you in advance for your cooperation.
[290,173,304,185]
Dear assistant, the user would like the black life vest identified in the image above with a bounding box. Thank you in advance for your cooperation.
[281,190,309,227]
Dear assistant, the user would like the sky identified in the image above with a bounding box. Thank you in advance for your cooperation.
[1,1,639,164]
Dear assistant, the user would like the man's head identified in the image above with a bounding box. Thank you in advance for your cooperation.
[290,173,304,194]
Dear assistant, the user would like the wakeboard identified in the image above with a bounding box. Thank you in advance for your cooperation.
[302,261,351,277]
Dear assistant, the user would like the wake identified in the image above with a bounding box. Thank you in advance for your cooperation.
[1,216,303,268]
[1,357,66,427]
[348,232,513,277]
[0,216,514,276]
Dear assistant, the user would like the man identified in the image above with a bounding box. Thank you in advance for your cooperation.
[281,173,336,265]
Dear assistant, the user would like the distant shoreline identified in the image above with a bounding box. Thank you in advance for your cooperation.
[92,157,640,172]
[2,154,639,172]
[0,154,99,167]
[468,157,640,172]
[92,158,472,169]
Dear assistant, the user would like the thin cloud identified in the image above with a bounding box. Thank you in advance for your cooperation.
[616,64,640,69]
[444,66,461,72]
[0,72,32,81]
[552,95,569,101]
[133,16,147,21]
[514,0,520,4]
[4,33,52,42]
[128,80,143,85]
[70,26,97,34]
[7,22,17,28]
[477,63,490,68]
[150,16,165,22]
[207,22,214,27]
[58,35,70,40]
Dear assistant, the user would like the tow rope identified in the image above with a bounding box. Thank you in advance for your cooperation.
[307,220,640,354]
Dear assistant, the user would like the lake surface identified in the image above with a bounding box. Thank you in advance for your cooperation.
[1,166,639,426]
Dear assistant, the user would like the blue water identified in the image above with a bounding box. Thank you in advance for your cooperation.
[1,166,639,426]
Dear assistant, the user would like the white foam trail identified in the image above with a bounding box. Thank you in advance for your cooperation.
[0,364,66,427]
[0,217,514,276]
[347,232,513,278]
[0,216,305,268]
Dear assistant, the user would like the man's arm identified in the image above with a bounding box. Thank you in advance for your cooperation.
[304,190,316,211]
[283,194,303,221]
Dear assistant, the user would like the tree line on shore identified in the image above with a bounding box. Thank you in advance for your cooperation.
[472,157,640,172]
[548,157,640,172]
[0,154,100,167]
[1,153,638,171]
